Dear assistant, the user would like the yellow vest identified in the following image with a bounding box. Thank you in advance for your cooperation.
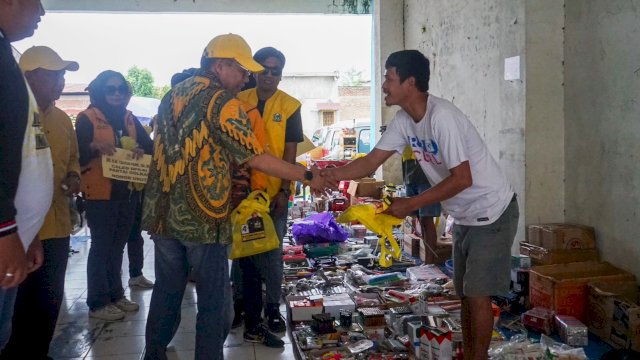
[237,88,301,198]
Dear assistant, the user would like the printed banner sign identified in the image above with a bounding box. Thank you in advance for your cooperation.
[102,148,151,184]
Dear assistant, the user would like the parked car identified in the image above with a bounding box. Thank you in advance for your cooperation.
[313,120,371,160]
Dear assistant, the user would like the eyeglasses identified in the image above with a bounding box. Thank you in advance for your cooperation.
[104,84,129,96]
[261,67,282,77]
[224,60,251,77]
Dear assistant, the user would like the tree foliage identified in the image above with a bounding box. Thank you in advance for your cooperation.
[340,68,365,86]
[126,66,156,98]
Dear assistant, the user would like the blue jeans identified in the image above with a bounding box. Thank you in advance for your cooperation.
[144,236,232,360]
[85,199,137,310]
[0,287,17,351]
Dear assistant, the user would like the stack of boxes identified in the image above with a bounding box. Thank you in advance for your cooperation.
[587,281,640,352]
[515,223,640,353]
[521,223,598,265]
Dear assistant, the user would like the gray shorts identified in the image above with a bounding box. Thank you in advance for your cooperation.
[452,196,519,297]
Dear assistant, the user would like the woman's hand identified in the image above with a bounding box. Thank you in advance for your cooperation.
[90,141,116,156]
[131,147,145,160]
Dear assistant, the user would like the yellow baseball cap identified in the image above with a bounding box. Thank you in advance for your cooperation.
[203,33,264,73]
[19,46,79,72]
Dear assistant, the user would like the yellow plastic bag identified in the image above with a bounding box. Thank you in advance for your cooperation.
[229,190,279,260]
[336,201,403,267]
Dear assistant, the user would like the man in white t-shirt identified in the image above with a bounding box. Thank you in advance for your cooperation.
[322,50,518,360]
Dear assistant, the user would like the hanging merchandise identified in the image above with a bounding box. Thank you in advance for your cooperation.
[336,198,402,267]
[229,190,279,259]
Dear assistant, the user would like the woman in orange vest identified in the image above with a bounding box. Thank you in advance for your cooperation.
[75,71,153,321]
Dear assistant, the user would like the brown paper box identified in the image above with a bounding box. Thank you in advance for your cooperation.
[520,242,599,265]
[529,261,635,322]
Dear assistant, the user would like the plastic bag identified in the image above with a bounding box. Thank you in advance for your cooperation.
[292,212,349,244]
[336,203,402,267]
[229,190,279,259]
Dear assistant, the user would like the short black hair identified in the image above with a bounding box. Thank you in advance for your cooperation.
[254,47,286,69]
[171,68,198,88]
[385,50,430,92]
[200,55,214,71]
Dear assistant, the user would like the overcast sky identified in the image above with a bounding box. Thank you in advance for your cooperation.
[14,12,372,87]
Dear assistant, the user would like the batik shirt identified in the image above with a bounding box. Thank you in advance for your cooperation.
[142,71,263,244]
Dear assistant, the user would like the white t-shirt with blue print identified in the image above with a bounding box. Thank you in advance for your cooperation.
[376,94,513,226]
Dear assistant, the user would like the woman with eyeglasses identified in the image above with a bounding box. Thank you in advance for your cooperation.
[75,70,153,321]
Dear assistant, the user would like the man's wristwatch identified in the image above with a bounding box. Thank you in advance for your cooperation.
[303,170,313,184]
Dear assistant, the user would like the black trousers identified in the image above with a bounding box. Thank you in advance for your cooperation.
[1,237,70,360]
[127,203,145,278]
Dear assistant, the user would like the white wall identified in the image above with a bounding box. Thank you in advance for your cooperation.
[279,74,339,138]
[403,0,526,243]
[564,0,640,277]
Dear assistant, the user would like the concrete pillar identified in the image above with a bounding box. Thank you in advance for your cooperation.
[373,0,405,184]
[524,0,566,224]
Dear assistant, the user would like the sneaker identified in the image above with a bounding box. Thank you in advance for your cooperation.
[129,275,154,288]
[243,324,284,348]
[113,297,139,312]
[89,304,125,321]
[266,310,287,333]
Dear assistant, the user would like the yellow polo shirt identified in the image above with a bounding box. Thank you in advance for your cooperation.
[38,105,80,240]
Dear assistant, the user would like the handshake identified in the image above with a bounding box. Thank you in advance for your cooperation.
[303,165,342,195]
[302,165,417,220]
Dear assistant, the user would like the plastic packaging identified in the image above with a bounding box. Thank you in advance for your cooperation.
[293,212,349,244]
[229,190,278,259]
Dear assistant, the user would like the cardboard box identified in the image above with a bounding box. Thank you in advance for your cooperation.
[522,307,555,335]
[529,261,635,321]
[526,223,596,249]
[555,314,588,346]
[587,281,640,351]
[404,234,421,257]
[520,242,599,265]
[420,237,452,265]
[347,178,384,199]
[420,326,452,360]
[286,295,324,322]
[322,293,356,319]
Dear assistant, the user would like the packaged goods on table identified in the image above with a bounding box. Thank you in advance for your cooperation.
[554,314,588,346]
[522,306,555,335]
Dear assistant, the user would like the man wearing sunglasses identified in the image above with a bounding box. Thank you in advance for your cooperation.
[236,47,303,341]
[142,34,331,360]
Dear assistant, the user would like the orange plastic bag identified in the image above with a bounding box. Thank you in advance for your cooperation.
[229,190,279,259]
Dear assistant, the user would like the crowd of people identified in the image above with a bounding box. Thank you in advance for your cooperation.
[1,2,518,360]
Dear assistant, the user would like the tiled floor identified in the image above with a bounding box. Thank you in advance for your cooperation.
[49,230,295,359]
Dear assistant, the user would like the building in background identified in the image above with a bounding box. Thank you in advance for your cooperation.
[57,74,371,135]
